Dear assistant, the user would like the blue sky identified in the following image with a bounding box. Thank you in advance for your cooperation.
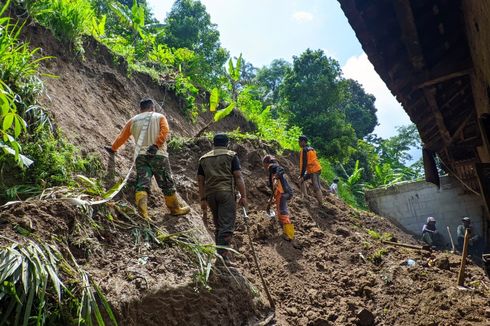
[146,0,414,142]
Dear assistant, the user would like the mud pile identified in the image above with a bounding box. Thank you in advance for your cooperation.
[171,137,490,326]
[1,24,488,325]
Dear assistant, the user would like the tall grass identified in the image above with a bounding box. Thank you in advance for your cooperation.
[21,0,96,51]
[0,239,117,325]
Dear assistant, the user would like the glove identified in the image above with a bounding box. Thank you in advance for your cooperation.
[146,144,158,155]
[104,145,115,154]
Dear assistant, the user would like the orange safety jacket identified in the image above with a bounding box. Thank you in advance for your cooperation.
[299,146,321,177]
[111,112,169,156]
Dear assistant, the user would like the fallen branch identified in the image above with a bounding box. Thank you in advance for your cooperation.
[381,240,431,251]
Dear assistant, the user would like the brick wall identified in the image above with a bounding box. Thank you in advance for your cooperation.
[365,176,486,247]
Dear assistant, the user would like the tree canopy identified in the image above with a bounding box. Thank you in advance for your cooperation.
[281,49,356,161]
[254,59,291,107]
[340,79,378,138]
[162,0,229,87]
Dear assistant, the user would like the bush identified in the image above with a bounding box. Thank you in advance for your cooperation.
[26,0,96,51]
[0,131,102,202]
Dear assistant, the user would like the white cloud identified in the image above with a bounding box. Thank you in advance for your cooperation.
[292,11,314,23]
[342,53,412,139]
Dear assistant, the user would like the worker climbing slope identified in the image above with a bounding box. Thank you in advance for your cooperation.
[263,155,295,241]
[105,98,190,219]
[298,135,324,205]
[197,133,247,264]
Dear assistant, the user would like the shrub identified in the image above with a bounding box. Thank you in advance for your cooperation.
[26,0,96,51]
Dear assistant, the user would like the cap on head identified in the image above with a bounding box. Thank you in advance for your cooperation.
[298,135,308,142]
[333,177,339,183]
[462,217,471,222]
[213,133,229,147]
[262,155,276,164]
[140,98,154,111]
[427,216,436,223]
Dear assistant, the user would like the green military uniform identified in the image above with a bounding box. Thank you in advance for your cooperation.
[136,155,175,196]
[198,147,240,255]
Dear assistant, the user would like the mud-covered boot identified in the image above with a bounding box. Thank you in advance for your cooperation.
[165,193,190,216]
[283,223,295,241]
[135,191,150,220]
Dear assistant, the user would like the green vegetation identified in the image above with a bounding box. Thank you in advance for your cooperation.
[0,0,102,202]
[25,0,96,52]
[0,0,430,322]
[15,0,421,208]
[367,229,382,240]
[0,239,116,325]
[368,248,389,265]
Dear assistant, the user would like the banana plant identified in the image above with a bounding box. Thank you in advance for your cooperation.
[195,55,244,137]
[0,80,32,167]
[110,0,164,45]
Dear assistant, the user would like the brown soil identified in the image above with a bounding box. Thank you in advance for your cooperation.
[1,24,489,326]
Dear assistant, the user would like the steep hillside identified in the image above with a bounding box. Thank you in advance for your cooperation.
[21,24,254,175]
[1,24,489,326]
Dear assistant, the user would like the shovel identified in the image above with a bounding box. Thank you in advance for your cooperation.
[447,226,456,253]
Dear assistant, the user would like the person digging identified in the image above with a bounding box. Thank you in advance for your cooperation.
[105,98,190,219]
[263,155,295,241]
[197,133,247,265]
[298,135,324,205]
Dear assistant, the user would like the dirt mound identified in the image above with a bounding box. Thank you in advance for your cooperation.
[2,23,488,326]
[2,137,489,325]
[170,138,490,325]
[0,198,268,325]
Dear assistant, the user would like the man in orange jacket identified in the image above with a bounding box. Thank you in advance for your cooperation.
[298,135,323,205]
[263,155,295,240]
[105,98,190,219]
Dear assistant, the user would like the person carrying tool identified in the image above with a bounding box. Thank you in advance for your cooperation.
[421,216,444,249]
[262,155,295,241]
[298,135,324,205]
[197,133,247,264]
[457,217,481,256]
[105,98,190,219]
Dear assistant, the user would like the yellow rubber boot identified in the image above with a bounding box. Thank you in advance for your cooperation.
[165,193,190,216]
[135,191,150,220]
[283,223,295,241]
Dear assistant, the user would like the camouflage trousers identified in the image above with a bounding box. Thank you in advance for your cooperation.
[135,155,176,196]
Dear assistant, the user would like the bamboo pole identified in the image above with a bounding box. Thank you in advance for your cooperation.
[381,240,431,251]
[457,229,470,286]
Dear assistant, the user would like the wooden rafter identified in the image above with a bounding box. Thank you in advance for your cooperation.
[449,115,472,144]
[440,84,469,109]
[415,69,472,89]
[423,88,451,144]
[393,0,425,70]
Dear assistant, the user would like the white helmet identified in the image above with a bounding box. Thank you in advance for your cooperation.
[427,216,436,223]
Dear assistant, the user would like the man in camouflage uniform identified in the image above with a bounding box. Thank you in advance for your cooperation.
[197,133,247,263]
[106,98,190,219]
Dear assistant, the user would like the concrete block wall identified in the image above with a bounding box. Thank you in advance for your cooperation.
[365,176,486,247]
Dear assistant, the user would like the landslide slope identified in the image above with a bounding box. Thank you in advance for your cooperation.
[1,25,488,326]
